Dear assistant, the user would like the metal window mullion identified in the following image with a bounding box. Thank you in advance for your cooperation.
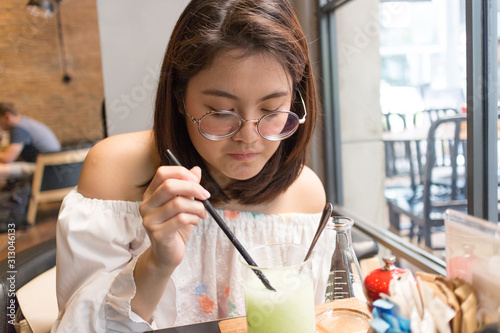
[485,1,499,223]
[466,0,498,222]
[319,6,344,206]
[319,13,335,204]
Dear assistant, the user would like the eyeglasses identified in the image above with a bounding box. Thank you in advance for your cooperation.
[184,93,307,141]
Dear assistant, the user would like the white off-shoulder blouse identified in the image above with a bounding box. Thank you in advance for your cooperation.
[51,189,335,332]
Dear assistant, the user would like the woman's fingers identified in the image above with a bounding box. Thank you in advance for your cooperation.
[141,166,210,215]
[190,166,202,182]
[142,195,207,229]
[146,177,209,210]
[144,166,201,197]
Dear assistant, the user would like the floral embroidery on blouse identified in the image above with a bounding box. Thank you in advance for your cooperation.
[227,299,238,317]
[199,295,216,313]
[224,210,240,220]
[194,283,207,296]
[280,214,293,222]
[225,286,230,298]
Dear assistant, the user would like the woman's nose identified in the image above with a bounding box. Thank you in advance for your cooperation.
[232,120,260,142]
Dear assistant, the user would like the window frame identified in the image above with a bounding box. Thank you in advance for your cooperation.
[318,0,498,274]
[466,0,498,222]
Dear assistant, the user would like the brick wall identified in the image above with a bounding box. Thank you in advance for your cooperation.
[0,0,104,146]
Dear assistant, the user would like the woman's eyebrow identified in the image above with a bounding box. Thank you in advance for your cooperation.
[257,91,289,102]
[201,89,238,100]
[201,89,290,102]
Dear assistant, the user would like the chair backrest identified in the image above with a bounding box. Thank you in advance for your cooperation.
[422,114,467,219]
[382,112,408,132]
[0,239,56,333]
[39,157,85,192]
[27,147,90,225]
[413,108,459,128]
[409,114,468,248]
[33,148,90,193]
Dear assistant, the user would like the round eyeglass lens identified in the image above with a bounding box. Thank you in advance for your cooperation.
[259,112,299,140]
[199,111,241,138]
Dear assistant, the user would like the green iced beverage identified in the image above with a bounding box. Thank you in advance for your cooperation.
[241,243,316,333]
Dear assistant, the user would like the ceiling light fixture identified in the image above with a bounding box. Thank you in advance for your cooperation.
[26,0,71,83]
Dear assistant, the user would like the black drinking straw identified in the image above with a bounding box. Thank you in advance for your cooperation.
[164,149,276,291]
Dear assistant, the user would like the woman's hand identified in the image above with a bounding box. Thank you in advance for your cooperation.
[138,165,210,272]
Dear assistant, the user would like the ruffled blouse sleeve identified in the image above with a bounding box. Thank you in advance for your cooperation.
[51,188,163,332]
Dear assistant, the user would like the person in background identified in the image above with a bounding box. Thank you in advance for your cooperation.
[0,102,61,182]
[52,0,333,332]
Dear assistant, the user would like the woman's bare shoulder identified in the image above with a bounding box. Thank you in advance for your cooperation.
[267,166,326,214]
[78,130,159,201]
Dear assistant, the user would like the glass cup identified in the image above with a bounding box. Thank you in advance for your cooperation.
[240,243,316,333]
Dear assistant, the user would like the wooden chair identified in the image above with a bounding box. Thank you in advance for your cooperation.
[26,147,90,225]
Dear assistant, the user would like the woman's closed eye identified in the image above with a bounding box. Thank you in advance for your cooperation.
[210,111,235,119]
[262,107,281,113]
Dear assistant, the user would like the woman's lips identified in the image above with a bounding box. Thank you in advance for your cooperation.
[228,152,257,161]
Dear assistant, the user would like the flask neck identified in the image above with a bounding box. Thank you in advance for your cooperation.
[331,217,353,248]
[334,228,352,249]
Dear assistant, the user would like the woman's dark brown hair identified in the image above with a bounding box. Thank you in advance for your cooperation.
[154,0,318,205]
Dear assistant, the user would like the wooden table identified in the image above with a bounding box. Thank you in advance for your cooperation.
[219,298,371,332]
[150,298,371,333]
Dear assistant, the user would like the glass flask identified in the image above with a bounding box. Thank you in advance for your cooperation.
[316,216,370,333]
[324,216,366,303]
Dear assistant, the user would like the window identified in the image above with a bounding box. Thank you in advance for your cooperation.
[318,0,498,273]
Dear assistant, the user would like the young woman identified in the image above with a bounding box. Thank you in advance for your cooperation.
[52,0,332,331]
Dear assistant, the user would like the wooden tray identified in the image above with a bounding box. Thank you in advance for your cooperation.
[218,298,371,333]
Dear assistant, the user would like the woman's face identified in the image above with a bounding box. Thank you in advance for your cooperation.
[184,49,293,186]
